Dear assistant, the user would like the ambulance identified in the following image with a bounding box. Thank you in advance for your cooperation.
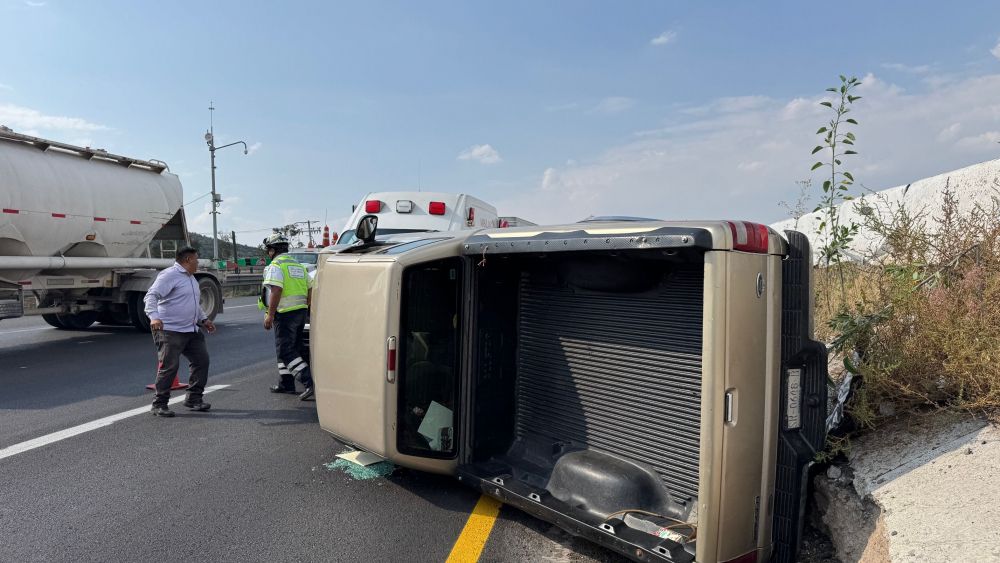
[336,192,499,246]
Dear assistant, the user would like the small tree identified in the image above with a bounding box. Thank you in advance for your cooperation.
[779,179,813,231]
[812,75,863,298]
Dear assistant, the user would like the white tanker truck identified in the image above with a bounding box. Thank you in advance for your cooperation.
[0,128,224,331]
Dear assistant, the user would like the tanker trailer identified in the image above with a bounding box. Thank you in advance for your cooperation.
[0,128,223,331]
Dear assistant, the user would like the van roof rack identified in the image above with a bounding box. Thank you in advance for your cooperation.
[0,126,168,173]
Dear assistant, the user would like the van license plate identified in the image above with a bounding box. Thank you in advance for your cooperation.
[786,369,802,429]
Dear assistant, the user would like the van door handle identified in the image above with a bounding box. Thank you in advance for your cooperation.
[724,389,736,424]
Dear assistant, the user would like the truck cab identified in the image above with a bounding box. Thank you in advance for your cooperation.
[336,192,499,246]
[310,219,827,563]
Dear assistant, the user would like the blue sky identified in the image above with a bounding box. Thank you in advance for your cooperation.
[3,1,1000,239]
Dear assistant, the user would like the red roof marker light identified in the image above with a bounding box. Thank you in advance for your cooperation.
[365,200,382,213]
[428,201,446,215]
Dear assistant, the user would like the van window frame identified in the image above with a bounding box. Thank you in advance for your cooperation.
[394,256,466,460]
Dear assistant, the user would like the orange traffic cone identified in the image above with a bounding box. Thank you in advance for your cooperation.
[146,361,190,391]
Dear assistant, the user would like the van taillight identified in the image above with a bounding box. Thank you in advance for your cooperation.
[726,220,770,253]
[365,200,382,213]
[722,550,758,563]
[386,336,397,383]
[429,201,446,215]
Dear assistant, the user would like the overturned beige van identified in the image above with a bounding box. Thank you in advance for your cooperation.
[311,220,827,563]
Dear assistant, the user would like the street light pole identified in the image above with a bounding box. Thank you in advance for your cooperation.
[205,102,248,262]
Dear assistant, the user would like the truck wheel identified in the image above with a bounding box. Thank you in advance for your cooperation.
[42,314,67,329]
[128,292,151,333]
[55,311,98,330]
[99,307,131,326]
[198,277,223,320]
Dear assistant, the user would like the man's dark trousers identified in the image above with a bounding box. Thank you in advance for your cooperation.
[274,308,313,390]
[152,329,210,407]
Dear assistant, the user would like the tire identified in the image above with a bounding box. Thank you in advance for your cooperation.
[197,276,223,320]
[54,311,98,330]
[42,314,67,329]
[128,292,151,333]
[100,306,131,326]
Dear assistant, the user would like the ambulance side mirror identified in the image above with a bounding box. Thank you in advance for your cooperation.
[356,215,379,244]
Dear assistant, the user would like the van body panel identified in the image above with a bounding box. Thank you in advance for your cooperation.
[695,251,728,563]
[757,253,783,559]
[716,252,771,561]
[312,259,398,455]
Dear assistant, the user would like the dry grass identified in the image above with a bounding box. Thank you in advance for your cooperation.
[813,183,1000,429]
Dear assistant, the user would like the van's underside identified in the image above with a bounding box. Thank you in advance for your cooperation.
[460,249,705,562]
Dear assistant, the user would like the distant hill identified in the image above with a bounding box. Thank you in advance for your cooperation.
[188,232,263,261]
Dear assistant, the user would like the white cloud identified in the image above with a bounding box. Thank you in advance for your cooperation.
[493,72,1000,226]
[458,144,502,164]
[650,30,678,46]
[738,161,765,172]
[247,142,262,156]
[0,103,108,133]
[937,122,962,142]
[954,130,1000,153]
[69,138,95,148]
[545,102,583,112]
[882,62,931,74]
[24,1,47,6]
[0,83,12,92]
[992,39,1000,61]
[591,96,636,115]
[682,95,773,116]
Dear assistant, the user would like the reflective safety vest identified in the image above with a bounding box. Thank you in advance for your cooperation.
[259,254,310,313]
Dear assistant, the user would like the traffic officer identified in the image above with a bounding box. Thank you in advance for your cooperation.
[259,233,315,400]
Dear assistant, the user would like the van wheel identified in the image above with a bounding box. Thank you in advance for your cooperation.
[128,292,151,333]
[198,277,223,320]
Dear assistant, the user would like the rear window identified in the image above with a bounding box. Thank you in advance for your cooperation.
[287,253,319,264]
[375,238,449,255]
[337,228,432,246]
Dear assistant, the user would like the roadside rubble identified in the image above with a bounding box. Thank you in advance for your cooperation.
[813,413,1000,562]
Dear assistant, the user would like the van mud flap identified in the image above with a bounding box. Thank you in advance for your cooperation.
[457,465,695,563]
[773,230,828,563]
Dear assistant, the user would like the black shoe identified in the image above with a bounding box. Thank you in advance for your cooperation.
[150,406,175,417]
[298,387,315,401]
[183,401,211,412]
[270,385,298,394]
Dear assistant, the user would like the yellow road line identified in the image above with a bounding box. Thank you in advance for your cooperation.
[446,494,503,563]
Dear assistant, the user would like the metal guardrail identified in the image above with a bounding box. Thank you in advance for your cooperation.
[223,273,263,288]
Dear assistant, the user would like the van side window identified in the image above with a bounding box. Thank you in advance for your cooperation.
[397,258,462,457]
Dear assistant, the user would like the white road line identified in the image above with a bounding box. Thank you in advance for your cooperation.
[226,304,258,309]
[0,384,231,461]
[0,327,51,336]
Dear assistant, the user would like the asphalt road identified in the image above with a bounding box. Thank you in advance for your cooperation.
[0,296,624,563]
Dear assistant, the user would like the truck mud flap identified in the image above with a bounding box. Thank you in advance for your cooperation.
[773,231,828,563]
[457,468,695,563]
